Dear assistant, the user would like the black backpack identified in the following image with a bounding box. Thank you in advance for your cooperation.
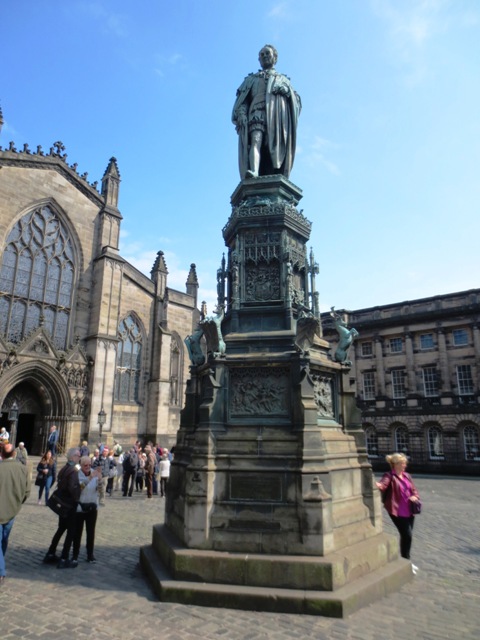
[124,452,138,472]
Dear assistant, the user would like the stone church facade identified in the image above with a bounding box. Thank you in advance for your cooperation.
[323,289,480,474]
[0,138,200,454]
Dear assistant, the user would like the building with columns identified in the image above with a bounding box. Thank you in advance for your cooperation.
[323,289,480,474]
[0,139,200,454]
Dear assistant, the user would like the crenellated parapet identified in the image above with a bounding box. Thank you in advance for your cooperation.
[0,140,110,205]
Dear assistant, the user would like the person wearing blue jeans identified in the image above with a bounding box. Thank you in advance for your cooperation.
[47,425,59,455]
[0,519,15,580]
[37,450,56,505]
[0,444,31,584]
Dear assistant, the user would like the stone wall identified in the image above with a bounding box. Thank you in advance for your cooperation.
[0,147,198,453]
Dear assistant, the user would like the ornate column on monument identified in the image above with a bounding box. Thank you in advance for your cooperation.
[141,44,412,618]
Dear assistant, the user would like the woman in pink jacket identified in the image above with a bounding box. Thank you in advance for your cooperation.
[376,452,421,572]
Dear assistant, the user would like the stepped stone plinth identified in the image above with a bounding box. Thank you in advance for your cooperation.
[140,175,412,617]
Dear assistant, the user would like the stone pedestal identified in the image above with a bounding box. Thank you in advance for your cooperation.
[140,176,412,616]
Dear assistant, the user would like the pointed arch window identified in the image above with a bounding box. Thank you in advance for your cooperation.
[169,335,183,406]
[0,205,75,349]
[115,315,143,403]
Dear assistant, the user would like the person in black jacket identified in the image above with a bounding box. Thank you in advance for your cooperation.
[122,448,138,497]
[36,450,56,505]
[43,448,81,568]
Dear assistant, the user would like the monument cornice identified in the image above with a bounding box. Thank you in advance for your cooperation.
[224,177,311,242]
[230,175,303,205]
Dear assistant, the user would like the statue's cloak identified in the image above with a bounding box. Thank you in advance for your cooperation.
[232,71,301,179]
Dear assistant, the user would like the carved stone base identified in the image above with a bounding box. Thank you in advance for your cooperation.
[140,525,413,618]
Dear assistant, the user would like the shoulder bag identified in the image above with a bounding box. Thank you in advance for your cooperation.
[47,490,75,518]
[410,499,422,515]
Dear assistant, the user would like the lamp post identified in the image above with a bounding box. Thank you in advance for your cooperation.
[8,401,19,447]
[97,407,106,443]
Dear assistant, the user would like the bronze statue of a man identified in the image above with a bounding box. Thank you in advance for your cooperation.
[232,45,301,180]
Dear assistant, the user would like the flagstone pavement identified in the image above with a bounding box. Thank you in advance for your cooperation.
[1,468,479,640]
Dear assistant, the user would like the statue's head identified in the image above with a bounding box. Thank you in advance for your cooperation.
[259,45,278,69]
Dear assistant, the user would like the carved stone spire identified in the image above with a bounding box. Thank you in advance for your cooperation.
[97,157,122,254]
[101,157,121,209]
[151,250,168,298]
[151,250,168,275]
[186,263,199,307]
[0,104,4,136]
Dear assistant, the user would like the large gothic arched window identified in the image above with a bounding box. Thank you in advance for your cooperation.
[0,205,75,350]
[169,334,183,406]
[115,315,143,403]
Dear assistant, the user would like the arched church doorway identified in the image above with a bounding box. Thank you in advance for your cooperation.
[0,361,73,455]
[2,382,46,454]
[17,414,38,452]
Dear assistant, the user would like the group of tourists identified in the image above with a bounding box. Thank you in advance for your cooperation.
[120,442,171,499]
[39,439,172,569]
[0,434,172,580]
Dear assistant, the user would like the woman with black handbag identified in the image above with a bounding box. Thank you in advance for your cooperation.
[376,452,421,573]
[36,451,56,505]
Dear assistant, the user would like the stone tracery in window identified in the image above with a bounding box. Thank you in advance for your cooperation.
[0,205,75,349]
[115,315,143,403]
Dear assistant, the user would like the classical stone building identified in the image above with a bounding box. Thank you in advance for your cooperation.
[0,137,200,454]
[323,289,480,474]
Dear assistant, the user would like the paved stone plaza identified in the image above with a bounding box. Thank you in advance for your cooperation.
[0,471,478,639]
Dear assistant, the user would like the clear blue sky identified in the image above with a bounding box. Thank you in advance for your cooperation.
[2,0,479,313]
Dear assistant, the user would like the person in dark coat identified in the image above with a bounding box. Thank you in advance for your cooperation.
[36,450,56,505]
[122,448,139,497]
[79,441,90,457]
[43,447,81,568]
[47,425,59,455]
